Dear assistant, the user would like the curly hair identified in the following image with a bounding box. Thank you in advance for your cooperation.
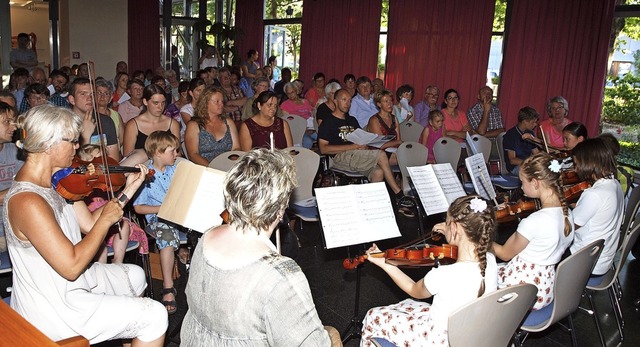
[520,152,571,237]
[193,86,226,128]
[447,195,496,297]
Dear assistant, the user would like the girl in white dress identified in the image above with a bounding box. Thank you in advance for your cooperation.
[493,152,574,310]
[361,195,498,346]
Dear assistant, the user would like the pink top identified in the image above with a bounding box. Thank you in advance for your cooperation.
[281,99,314,120]
[305,88,323,108]
[442,109,469,143]
[539,118,571,148]
[419,124,444,163]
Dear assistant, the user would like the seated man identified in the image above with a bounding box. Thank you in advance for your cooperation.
[503,106,540,175]
[318,89,402,200]
[467,86,505,138]
[47,69,71,108]
[0,102,23,252]
[348,76,379,128]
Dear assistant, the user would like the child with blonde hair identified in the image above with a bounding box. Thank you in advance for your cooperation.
[493,152,574,310]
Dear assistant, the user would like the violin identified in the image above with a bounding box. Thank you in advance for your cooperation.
[343,232,458,269]
[561,170,580,185]
[564,181,591,203]
[495,199,540,221]
[52,156,153,201]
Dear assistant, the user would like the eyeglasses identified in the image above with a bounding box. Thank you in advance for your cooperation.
[62,138,79,145]
[28,95,48,102]
[96,92,111,97]
[446,96,459,101]
[551,106,565,112]
[426,93,439,97]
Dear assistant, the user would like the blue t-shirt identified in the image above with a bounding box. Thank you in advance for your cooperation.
[502,125,537,172]
[133,161,176,224]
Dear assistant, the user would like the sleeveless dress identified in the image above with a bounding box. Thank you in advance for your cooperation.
[244,117,288,150]
[133,118,174,150]
[419,124,444,163]
[372,113,397,136]
[4,181,166,343]
[199,119,233,162]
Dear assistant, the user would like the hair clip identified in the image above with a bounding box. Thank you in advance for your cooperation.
[548,159,561,173]
[470,197,487,213]
[15,140,23,149]
[22,129,27,139]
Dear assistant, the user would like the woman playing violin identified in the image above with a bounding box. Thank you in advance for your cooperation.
[493,152,574,310]
[361,195,497,347]
[5,105,166,345]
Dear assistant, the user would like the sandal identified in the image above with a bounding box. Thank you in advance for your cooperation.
[161,287,178,315]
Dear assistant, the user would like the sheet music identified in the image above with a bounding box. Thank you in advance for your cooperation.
[315,182,401,249]
[407,164,465,215]
[185,169,226,231]
[346,128,395,148]
[465,153,496,201]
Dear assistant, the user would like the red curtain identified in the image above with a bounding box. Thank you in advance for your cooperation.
[298,0,382,84]
[498,0,616,135]
[386,0,495,111]
[235,0,264,65]
[128,0,161,73]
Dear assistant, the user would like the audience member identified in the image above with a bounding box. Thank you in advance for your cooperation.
[414,85,440,128]
[343,74,356,97]
[199,45,220,70]
[503,106,540,175]
[467,86,505,138]
[361,195,496,346]
[392,84,415,124]
[46,69,71,108]
[315,81,341,125]
[242,77,278,121]
[349,76,378,128]
[367,89,403,165]
[111,72,129,111]
[493,152,573,310]
[441,88,471,142]
[0,91,17,108]
[371,78,384,95]
[95,79,125,149]
[318,89,402,199]
[185,86,240,165]
[30,67,47,85]
[9,33,38,70]
[241,49,260,90]
[165,80,190,140]
[419,109,446,163]
[118,79,145,123]
[240,91,293,151]
[123,84,180,158]
[9,68,30,108]
[219,67,247,124]
[69,78,120,161]
[305,72,326,108]
[18,83,49,115]
[274,67,292,100]
[0,102,23,252]
[180,78,206,125]
[281,82,315,148]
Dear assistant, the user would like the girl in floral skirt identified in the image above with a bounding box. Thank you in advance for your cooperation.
[361,195,497,346]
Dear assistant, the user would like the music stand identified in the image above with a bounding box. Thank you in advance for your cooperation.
[314,182,401,343]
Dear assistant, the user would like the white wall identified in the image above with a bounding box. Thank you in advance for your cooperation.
[63,0,128,79]
[10,5,51,69]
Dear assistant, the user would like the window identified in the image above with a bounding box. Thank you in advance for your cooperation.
[263,0,303,77]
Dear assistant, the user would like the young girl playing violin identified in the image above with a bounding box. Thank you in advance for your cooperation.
[360,195,497,346]
[493,152,574,310]
[569,137,624,278]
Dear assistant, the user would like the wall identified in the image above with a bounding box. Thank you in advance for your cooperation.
[62,0,127,78]
[10,5,51,70]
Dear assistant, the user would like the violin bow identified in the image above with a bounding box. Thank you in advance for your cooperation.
[269,131,281,255]
[87,61,122,238]
[539,127,550,153]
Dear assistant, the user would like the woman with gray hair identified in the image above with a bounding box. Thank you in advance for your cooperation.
[538,96,571,148]
[95,78,125,149]
[182,148,342,346]
[4,104,166,345]
[315,81,342,126]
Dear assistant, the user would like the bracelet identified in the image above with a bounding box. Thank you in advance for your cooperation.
[118,192,129,206]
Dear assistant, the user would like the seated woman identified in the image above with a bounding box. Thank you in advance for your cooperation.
[240,91,293,151]
[181,148,341,346]
[361,195,497,346]
[366,89,403,165]
[392,84,415,124]
[441,88,471,143]
[315,81,342,126]
[5,104,166,345]
[219,67,247,125]
[281,82,316,148]
[493,152,574,310]
[241,77,282,121]
[539,96,572,148]
[180,78,206,126]
[185,86,240,165]
[123,84,181,160]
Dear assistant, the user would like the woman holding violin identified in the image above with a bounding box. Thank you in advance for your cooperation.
[4,105,166,345]
[361,195,497,347]
[493,152,573,310]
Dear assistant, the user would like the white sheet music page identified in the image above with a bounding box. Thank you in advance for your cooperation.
[431,163,466,203]
[407,164,461,215]
[315,182,401,249]
[465,153,496,201]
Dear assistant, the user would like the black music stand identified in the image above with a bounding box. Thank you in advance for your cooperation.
[341,250,365,344]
